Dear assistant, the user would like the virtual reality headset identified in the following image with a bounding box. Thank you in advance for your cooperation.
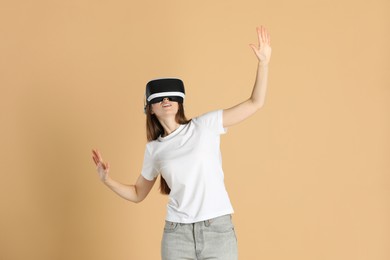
[145,78,185,105]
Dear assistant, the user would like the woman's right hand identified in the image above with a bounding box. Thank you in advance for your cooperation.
[92,149,110,182]
[249,25,272,65]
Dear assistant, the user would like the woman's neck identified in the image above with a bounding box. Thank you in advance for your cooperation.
[159,119,180,137]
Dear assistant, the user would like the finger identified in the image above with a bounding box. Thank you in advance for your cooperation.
[103,162,109,170]
[92,152,101,165]
[265,27,270,45]
[249,44,258,54]
[92,156,98,165]
[261,26,266,45]
[96,150,104,162]
[92,149,99,159]
[257,27,262,46]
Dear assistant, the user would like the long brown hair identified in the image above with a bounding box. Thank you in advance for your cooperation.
[145,103,191,194]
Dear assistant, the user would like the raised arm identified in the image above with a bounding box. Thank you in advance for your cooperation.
[223,26,272,128]
[92,149,156,203]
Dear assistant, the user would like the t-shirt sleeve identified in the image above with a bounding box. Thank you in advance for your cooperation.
[141,144,159,181]
[194,109,228,135]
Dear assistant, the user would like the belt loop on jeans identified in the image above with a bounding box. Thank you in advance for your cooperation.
[204,219,211,227]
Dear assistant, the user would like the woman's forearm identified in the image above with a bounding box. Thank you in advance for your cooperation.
[221,60,270,127]
[250,61,269,108]
[103,177,140,203]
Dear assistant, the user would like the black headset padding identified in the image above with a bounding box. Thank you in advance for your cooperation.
[145,78,185,105]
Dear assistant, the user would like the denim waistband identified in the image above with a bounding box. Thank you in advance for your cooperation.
[166,214,232,226]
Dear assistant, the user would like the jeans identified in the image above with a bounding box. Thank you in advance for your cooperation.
[161,214,238,260]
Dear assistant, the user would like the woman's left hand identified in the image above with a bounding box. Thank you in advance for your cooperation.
[92,149,110,182]
[249,26,272,65]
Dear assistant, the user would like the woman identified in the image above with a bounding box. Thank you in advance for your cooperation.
[92,25,271,260]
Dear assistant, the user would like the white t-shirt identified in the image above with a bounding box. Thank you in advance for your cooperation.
[141,109,234,223]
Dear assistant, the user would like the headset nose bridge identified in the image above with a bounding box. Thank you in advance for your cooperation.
[161,97,170,103]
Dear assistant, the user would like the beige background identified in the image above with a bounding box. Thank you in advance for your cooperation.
[1,0,389,259]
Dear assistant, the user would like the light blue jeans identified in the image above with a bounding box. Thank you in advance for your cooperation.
[161,214,238,260]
